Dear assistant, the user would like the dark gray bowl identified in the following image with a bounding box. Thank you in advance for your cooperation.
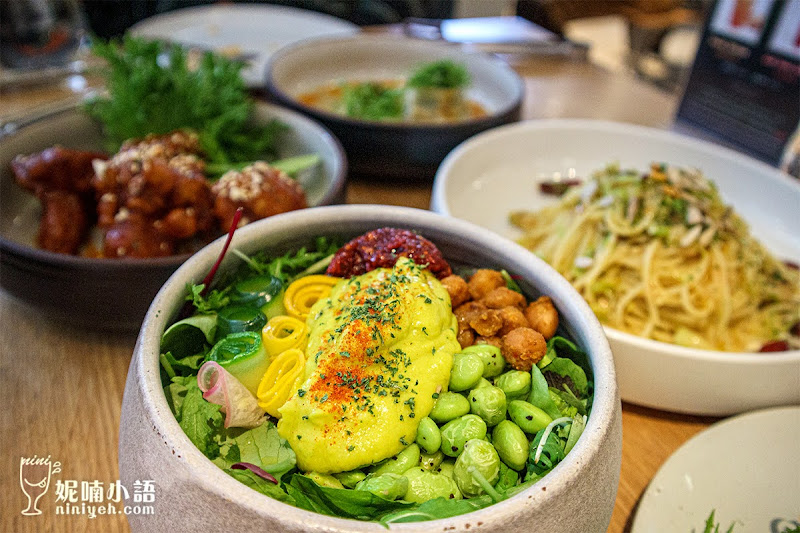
[0,102,347,331]
[265,35,524,180]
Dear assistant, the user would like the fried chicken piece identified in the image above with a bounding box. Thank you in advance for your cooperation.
[37,191,90,254]
[92,131,215,258]
[102,211,175,258]
[211,162,307,229]
[11,147,106,254]
[11,146,107,195]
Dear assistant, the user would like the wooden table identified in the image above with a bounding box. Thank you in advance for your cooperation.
[1,50,720,533]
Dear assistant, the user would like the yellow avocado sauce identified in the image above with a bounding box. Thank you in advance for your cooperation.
[277,258,459,473]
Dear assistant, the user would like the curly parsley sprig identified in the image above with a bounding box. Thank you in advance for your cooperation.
[86,36,285,165]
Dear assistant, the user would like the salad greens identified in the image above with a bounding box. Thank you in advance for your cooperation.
[336,59,473,121]
[160,238,594,523]
[344,83,405,121]
[87,36,285,166]
[407,59,471,89]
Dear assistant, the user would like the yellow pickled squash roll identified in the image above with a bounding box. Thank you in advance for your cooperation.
[257,348,305,418]
[262,315,309,359]
[283,275,340,321]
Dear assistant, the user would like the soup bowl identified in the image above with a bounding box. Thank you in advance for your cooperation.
[119,204,621,532]
[266,35,524,180]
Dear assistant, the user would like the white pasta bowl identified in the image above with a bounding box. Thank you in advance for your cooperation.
[119,205,621,532]
[431,119,800,416]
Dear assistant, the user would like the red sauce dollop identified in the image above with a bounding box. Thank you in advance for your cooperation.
[326,227,452,279]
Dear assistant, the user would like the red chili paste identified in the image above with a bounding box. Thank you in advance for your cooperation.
[326,227,452,279]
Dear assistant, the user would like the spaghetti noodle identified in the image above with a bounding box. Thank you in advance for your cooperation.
[510,163,800,352]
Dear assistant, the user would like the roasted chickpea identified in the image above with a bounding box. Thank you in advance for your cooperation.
[475,336,502,350]
[455,301,485,322]
[497,306,529,337]
[467,269,505,300]
[441,275,470,308]
[524,296,559,340]
[501,327,546,371]
[481,287,526,310]
[469,308,503,337]
[457,327,475,348]
[456,312,476,347]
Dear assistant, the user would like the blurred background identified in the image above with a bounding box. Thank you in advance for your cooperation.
[1,0,712,94]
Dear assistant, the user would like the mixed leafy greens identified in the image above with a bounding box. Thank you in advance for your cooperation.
[341,59,472,122]
[160,239,593,523]
[87,36,285,168]
[343,83,405,122]
[407,59,470,90]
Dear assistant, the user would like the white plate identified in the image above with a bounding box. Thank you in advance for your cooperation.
[632,406,800,532]
[129,4,358,87]
[431,119,800,416]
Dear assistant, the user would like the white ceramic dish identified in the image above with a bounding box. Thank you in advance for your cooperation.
[431,119,800,416]
[632,406,800,532]
[119,205,622,532]
[129,4,358,86]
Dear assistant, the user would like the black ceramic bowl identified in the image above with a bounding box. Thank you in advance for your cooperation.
[0,102,347,330]
[265,35,524,180]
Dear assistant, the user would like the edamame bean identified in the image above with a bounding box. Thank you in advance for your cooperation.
[305,472,344,489]
[372,443,421,475]
[420,450,444,471]
[429,391,470,424]
[491,420,529,471]
[449,352,485,392]
[494,370,531,401]
[453,439,501,497]
[461,344,505,378]
[415,417,441,454]
[474,377,492,389]
[440,414,487,457]
[333,469,366,488]
[355,473,408,500]
[508,400,553,434]
[468,386,507,426]
[436,460,456,478]
[402,467,462,503]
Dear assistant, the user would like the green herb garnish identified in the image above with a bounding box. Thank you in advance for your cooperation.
[701,509,737,533]
[343,82,404,121]
[87,36,285,165]
[407,59,470,89]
